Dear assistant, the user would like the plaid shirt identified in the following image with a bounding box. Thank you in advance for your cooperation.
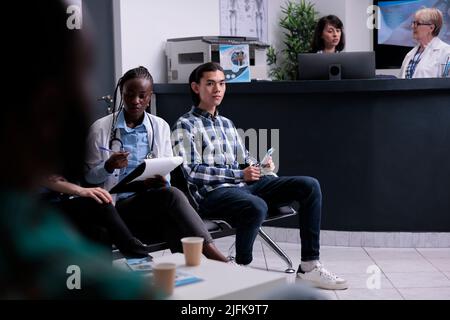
[172,106,249,203]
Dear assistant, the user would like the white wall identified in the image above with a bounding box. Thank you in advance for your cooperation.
[345,0,372,52]
[115,0,219,83]
[113,0,122,82]
[312,0,347,23]
[115,0,375,83]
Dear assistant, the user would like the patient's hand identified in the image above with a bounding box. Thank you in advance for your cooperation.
[243,165,261,182]
[78,187,113,204]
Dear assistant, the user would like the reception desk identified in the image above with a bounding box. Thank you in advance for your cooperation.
[154,79,450,232]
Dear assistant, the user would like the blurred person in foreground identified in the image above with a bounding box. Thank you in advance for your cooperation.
[0,1,154,298]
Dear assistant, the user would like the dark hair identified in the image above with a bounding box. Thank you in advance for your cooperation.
[189,62,224,106]
[110,66,154,143]
[311,15,345,53]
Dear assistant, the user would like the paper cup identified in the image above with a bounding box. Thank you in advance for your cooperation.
[152,263,176,297]
[181,237,204,266]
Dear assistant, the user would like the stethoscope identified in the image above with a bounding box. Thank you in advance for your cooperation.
[110,112,156,159]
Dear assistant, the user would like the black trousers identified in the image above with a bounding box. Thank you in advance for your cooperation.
[52,197,149,257]
[116,187,213,253]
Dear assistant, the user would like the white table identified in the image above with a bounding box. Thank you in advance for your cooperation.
[117,253,287,300]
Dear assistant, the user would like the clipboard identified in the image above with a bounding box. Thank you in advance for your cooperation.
[109,156,183,194]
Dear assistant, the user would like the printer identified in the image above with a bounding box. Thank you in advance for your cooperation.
[165,36,269,83]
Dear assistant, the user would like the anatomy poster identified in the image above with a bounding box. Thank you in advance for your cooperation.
[220,0,268,43]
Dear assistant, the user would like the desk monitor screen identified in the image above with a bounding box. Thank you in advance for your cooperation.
[297,51,376,80]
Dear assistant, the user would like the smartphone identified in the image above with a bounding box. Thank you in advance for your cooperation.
[260,148,275,166]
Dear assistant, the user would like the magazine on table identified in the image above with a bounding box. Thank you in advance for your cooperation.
[174,270,203,287]
[125,257,203,287]
[125,256,153,272]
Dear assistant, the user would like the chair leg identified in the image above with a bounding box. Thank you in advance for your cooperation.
[258,228,296,273]
[227,241,235,261]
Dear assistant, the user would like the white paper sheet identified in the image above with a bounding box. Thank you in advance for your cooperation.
[132,156,183,182]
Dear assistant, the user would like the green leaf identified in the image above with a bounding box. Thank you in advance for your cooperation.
[267,0,318,80]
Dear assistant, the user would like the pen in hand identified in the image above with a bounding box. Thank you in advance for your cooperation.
[99,146,129,160]
[99,146,126,153]
[102,147,130,173]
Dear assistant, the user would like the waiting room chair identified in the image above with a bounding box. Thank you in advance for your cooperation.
[171,166,297,273]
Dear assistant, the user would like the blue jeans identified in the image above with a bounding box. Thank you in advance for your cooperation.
[199,175,322,265]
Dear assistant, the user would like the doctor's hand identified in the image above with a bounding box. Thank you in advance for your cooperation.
[243,165,261,182]
[104,151,130,173]
[143,175,167,189]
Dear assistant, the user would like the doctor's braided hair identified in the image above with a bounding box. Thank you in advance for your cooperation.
[110,66,154,145]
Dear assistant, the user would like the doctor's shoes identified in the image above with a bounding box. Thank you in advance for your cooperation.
[120,238,154,259]
[297,262,348,290]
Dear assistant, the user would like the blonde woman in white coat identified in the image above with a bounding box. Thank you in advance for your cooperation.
[399,7,450,79]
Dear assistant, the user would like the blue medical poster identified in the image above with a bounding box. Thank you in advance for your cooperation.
[219,44,251,83]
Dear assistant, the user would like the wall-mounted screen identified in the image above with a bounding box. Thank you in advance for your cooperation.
[374,0,450,68]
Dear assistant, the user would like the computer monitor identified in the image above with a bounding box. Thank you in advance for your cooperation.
[297,51,376,80]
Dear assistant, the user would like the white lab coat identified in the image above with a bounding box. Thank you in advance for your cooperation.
[399,37,450,78]
[84,111,174,202]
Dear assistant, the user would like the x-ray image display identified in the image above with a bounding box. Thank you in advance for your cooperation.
[220,0,268,42]
[378,0,450,47]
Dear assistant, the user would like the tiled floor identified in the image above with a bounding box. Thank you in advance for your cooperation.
[152,235,450,300]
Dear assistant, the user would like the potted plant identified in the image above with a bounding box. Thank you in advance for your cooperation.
[267,0,318,80]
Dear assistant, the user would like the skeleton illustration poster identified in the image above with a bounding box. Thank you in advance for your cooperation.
[220,0,268,42]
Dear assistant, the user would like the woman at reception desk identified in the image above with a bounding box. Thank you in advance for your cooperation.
[399,7,450,78]
[310,15,345,54]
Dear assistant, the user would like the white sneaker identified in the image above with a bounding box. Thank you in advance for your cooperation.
[297,262,348,290]
[227,260,249,267]
[227,260,239,266]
